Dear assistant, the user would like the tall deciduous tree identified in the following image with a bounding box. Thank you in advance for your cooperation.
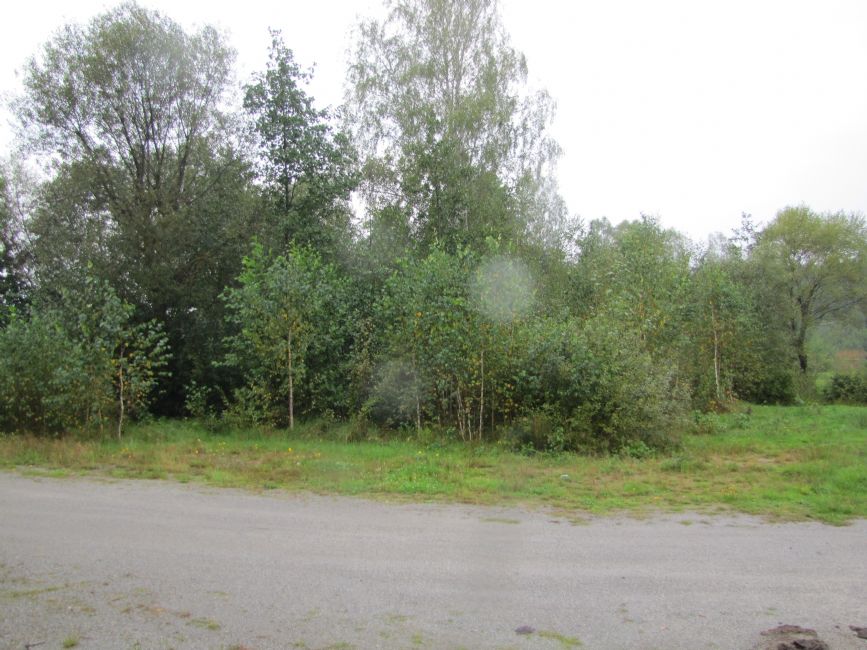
[753,206,867,374]
[17,2,234,221]
[15,3,259,412]
[348,0,563,252]
[0,171,28,323]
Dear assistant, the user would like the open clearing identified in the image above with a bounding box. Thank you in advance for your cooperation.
[1,473,866,649]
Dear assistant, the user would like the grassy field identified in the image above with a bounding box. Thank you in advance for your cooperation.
[1,405,865,524]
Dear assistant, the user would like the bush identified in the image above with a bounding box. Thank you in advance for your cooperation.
[0,278,169,436]
[690,410,719,435]
[734,367,796,405]
[503,407,567,453]
[510,316,687,454]
[824,373,867,404]
[0,313,89,434]
[565,318,687,454]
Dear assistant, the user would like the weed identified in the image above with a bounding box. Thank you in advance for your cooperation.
[190,617,221,631]
[691,411,718,435]
[2,585,62,599]
[618,440,654,460]
[0,406,865,523]
[63,636,80,648]
[384,613,410,624]
[537,629,582,647]
[729,412,751,430]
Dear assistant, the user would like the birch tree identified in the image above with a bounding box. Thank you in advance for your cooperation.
[348,0,562,251]
[222,243,343,428]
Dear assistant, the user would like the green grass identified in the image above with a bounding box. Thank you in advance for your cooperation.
[0,405,865,524]
[536,630,583,647]
[190,617,221,631]
[1,585,62,599]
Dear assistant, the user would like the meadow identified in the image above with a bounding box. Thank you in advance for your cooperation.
[1,404,865,525]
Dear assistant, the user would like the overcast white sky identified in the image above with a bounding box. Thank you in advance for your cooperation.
[2,0,866,242]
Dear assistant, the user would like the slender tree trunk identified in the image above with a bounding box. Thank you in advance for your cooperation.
[287,330,294,430]
[491,389,495,433]
[713,332,722,402]
[456,389,466,442]
[711,303,722,403]
[795,296,812,374]
[507,323,515,424]
[478,348,484,441]
[282,132,290,214]
[795,321,809,373]
[412,356,421,433]
[117,360,125,441]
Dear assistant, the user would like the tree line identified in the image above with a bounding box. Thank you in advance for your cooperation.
[1,0,865,449]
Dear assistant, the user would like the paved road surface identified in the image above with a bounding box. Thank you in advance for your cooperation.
[1,472,865,649]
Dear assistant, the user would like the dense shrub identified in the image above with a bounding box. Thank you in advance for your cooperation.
[0,278,169,436]
[824,373,867,404]
[564,317,687,453]
[734,367,796,405]
[0,313,87,434]
[509,316,687,453]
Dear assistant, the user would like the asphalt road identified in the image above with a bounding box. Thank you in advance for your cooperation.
[1,472,865,650]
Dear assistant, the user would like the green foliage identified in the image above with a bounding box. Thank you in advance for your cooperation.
[15,2,253,415]
[17,2,234,194]
[606,218,691,351]
[368,244,685,451]
[0,276,169,436]
[243,30,357,253]
[681,240,773,408]
[503,406,566,454]
[59,274,171,437]
[221,243,349,427]
[560,316,687,453]
[374,246,482,437]
[4,0,865,450]
[0,311,82,434]
[348,0,565,253]
[0,170,29,324]
[752,205,867,375]
[733,367,796,405]
[824,373,867,404]
[183,381,215,420]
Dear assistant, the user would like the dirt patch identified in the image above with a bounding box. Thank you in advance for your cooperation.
[752,624,830,650]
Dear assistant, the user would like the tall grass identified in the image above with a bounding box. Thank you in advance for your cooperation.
[1,405,865,524]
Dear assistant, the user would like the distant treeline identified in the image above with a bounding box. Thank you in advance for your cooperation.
[1,1,865,449]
